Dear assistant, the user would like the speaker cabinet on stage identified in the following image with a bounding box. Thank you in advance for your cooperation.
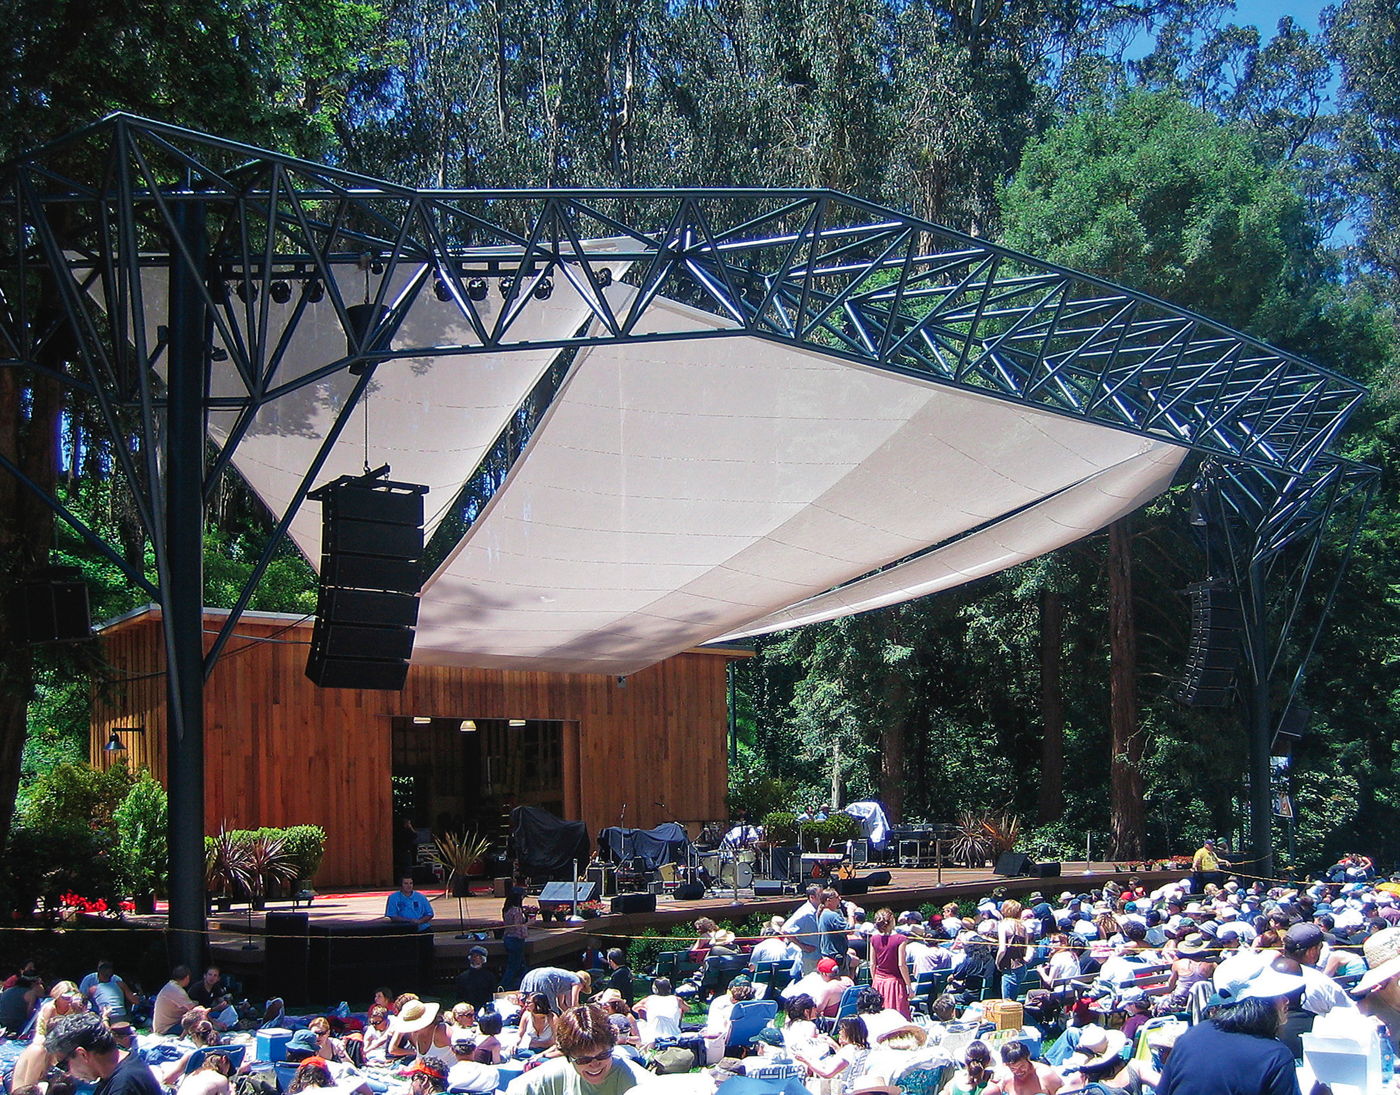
[306,471,427,691]
[862,871,892,888]
[1036,862,1062,878]
[307,921,430,1001]
[835,878,869,896]
[674,882,706,901]
[1175,582,1242,707]
[752,880,788,897]
[994,852,1032,877]
[264,911,310,1005]
[611,892,657,915]
[17,565,91,643]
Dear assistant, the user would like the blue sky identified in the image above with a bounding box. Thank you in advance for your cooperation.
[1232,1,1331,35]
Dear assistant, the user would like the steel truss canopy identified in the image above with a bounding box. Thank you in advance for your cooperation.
[0,115,1373,677]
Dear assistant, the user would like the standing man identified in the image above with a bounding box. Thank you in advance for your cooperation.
[1190,839,1229,893]
[386,877,435,932]
[47,1011,162,1095]
[783,884,825,974]
[816,889,850,972]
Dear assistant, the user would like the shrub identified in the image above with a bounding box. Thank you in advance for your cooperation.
[761,811,800,844]
[801,813,861,847]
[113,772,168,897]
[19,760,133,831]
[278,826,327,883]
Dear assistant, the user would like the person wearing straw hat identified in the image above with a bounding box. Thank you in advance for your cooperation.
[1059,1024,1146,1093]
[392,999,456,1072]
[1351,953,1400,1034]
[1153,963,1304,1094]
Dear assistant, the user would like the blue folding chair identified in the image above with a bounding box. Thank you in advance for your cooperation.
[834,985,862,1018]
[725,999,779,1053]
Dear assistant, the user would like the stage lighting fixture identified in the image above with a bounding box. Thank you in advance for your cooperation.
[434,278,452,302]
[269,280,292,304]
[234,281,256,302]
[508,718,527,727]
[412,716,432,724]
[466,277,488,301]
[532,277,553,300]
[596,267,613,286]
[499,277,516,299]
[459,720,477,732]
[306,279,325,303]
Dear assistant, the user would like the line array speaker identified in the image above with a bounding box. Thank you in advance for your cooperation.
[1175,581,1242,707]
[306,469,427,690]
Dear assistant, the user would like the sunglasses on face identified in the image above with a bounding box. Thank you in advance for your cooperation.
[567,1050,612,1066]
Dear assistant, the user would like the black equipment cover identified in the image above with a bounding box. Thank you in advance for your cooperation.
[598,822,690,868]
[510,806,590,882]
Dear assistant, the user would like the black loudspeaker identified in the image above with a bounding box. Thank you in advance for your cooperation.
[862,871,892,888]
[307,921,430,1001]
[1272,706,1311,753]
[994,851,1033,878]
[264,911,310,1005]
[674,882,706,901]
[1036,861,1062,878]
[753,880,788,897]
[835,878,869,896]
[611,892,656,915]
[306,471,427,690]
[17,565,91,643]
[1175,582,1242,707]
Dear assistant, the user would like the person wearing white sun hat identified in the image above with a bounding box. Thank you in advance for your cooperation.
[1154,962,1305,1095]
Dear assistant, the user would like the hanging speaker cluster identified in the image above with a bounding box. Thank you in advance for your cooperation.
[1174,581,1243,707]
[305,468,427,691]
[13,564,91,643]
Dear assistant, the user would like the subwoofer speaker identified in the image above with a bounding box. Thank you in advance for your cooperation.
[610,892,656,915]
[306,470,427,690]
[673,882,706,901]
[835,878,869,896]
[1036,861,1062,878]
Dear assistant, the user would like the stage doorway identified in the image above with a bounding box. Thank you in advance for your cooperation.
[391,716,569,874]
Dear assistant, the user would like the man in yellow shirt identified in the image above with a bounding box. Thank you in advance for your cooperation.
[1190,838,1229,892]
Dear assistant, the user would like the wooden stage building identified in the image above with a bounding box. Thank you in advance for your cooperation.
[90,607,740,889]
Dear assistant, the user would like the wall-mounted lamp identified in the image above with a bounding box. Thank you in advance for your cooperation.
[103,726,144,753]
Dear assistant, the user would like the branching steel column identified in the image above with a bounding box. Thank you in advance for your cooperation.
[165,200,207,968]
[1246,557,1274,880]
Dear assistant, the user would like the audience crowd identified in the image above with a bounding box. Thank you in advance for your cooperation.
[3,854,1398,1095]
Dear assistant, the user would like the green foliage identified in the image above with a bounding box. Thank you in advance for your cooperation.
[113,772,169,896]
[727,757,797,822]
[1,820,126,919]
[18,760,133,832]
[761,811,800,845]
[279,826,328,883]
[204,826,326,892]
[801,813,861,847]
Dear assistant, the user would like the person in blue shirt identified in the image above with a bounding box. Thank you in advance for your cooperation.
[386,877,435,931]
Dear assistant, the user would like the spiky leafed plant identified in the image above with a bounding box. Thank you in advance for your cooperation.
[243,832,298,898]
[204,827,253,898]
[435,829,492,889]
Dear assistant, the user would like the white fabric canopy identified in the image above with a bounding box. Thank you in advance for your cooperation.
[91,254,1186,676]
[412,290,1186,674]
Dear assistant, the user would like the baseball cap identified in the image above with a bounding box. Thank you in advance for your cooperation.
[1285,922,1326,951]
[467,945,488,958]
[817,958,840,974]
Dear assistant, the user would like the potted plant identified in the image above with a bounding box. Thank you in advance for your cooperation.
[205,828,252,911]
[243,832,298,909]
[114,772,168,914]
[435,830,492,897]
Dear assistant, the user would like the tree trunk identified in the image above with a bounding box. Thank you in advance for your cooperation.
[1037,588,1064,822]
[0,365,61,863]
[1107,518,1145,859]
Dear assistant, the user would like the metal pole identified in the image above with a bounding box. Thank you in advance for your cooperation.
[165,200,208,970]
[1247,558,1274,882]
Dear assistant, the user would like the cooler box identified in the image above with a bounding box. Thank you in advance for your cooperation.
[982,999,1024,1031]
[1301,1029,1380,1095]
[256,1028,293,1062]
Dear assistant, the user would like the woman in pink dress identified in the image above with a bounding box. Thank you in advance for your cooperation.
[868,908,911,1017]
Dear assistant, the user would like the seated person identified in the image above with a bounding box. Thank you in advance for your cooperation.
[454,949,497,1010]
[471,1012,504,1064]
[516,994,556,1053]
[632,979,683,1046]
[506,1005,648,1095]
[80,963,142,1024]
[446,1032,498,1094]
[782,958,852,1017]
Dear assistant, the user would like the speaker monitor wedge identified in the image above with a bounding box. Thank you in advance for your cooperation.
[610,893,657,915]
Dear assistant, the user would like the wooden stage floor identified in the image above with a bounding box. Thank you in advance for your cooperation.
[206,861,1183,987]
